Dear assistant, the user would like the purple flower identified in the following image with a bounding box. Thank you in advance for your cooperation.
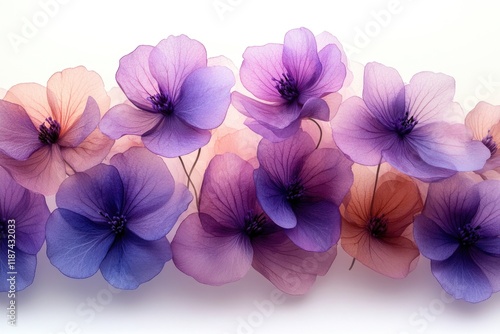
[171,153,336,295]
[45,147,192,289]
[100,35,235,158]
[255,130,353,252]
[331,62,490,182]
[414,174,500,302]
[231,27,347,141]
[0,167,49,291]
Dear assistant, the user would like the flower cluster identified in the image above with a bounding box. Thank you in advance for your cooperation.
[1,28,500,303]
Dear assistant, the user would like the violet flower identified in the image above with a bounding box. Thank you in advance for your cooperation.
[45,147,192,289]
[0,167,49,291]
[171,153,336,295]
[100,35,235,158]
[231,27,347,141]
[414,174,500,302]
[255,130,353,252]
[331,62,490,182]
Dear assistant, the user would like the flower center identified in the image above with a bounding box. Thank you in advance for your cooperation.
[285,178,305,205]
[367,216,388,238]
[38,117,61,144]
[244,211,267,238]
[148,92,174,116]
[99,212,127,235]
[0,219,8,239]
[482,130,497,155]
[272,72,299,102]
[394,112,418,137]
[458,224,481,247]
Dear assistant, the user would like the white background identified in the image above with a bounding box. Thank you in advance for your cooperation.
[1,0,500,333]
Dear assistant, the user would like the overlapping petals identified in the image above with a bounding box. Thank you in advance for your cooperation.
[414,174,500,302]
[100,35,235,158]
[0,66,113,195]
[172,153,336,294]
[45,147,192,289]
[232,27,347,141]
[332,62,490,182]
[0,167,49,291]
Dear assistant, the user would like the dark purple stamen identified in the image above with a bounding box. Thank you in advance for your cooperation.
[367,216,388,238]
[244,211,267,238]
[458,224,481,247]
[272,72,299,102]
[0,219,7,239]
[148,93,174,116]
[394,112,418,137]
[285,178,305,205]
[482,130,497,155]
[99,211,127,235]
[38,117,61,144]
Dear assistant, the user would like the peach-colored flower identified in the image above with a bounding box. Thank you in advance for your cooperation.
[465,101,500,173]
[341,164,422,278]
[0,66,112,195]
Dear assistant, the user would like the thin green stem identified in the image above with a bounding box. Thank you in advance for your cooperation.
[349,258,356,270]
[309,118,323,149]
[179,156,200,211]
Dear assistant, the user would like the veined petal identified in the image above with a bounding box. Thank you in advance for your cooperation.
[282,27,321,90]
[58,97,100,147]
[100,103,162,139]
[471,180,500,236]
[244,118,301,142]
[0,100,42,160]
[171,213,253,285]
[46,209,115,279]
[4,83,53,126]
[142,116,211,157]
[175,66,234,129]
[0,246,36,292]
[116,45,159,110]
[465,101,500,141]
[413,215,459,261]
[298,97,330,121]
[100,233,171,289]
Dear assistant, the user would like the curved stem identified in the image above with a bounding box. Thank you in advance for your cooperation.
[179,156,200,211]
[348,257,356,270]
[369,160,382,217]
[308,118,323,149]
[188,149,201,181]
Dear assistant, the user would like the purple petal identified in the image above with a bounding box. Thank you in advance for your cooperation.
[0,100,41,160]
[362,62,405,125]
[100,233,171,289]
[0,245,36,292]
[142,116,211,157]
[200,154,255,229]
[58,97,100,147]
[240,43,285,102]
[116,45,159,110]
[171,213,253,285]
[46,209,115,279]
[413,215,459,261]
[405,71,455,123]
[244,118,301,142]
[252,230,336,294]
[301,43,346,100]
[285,201,341,252]
[299,148,353,205]
[431,250,492,303]
[231,92,301,130]
[282,27,321,90]
[175,66,234,129]
[298,97,330,121]
[471,180,500,236]
[111,147,192,240]
[56,164,124,223]
[331,96,394,165]
[421,174,480,235]
[410,122,490,172]
[149,35,207,101]
[99,103,162,139]
[470,245,500,292]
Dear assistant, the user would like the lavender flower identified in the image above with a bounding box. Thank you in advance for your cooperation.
[0,167,49,291]
[45,148,192,289]
[100,35,235,158]
[331,62,490,182]
[171,153,336,295]
[414,174,500,302]
[255,130,353,251]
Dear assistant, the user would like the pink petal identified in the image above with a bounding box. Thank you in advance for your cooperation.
[149,35,207,101]
[99,104,162,139]
[58,97,100,147]
[4,83,53,126]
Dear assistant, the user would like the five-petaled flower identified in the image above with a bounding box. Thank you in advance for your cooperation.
[341,164,422,278]
[231,27,347,141]
[45,147,192,289]
[254,130,353,252]
[100,35,235,158]
[172,153,336,294]
[0,167,49,292]
[0,66,113,195]
[331,62,490,182]
[414,174,500,303]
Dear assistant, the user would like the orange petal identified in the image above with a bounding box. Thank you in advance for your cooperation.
[465,101,500,141]
[4,83,53,126]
